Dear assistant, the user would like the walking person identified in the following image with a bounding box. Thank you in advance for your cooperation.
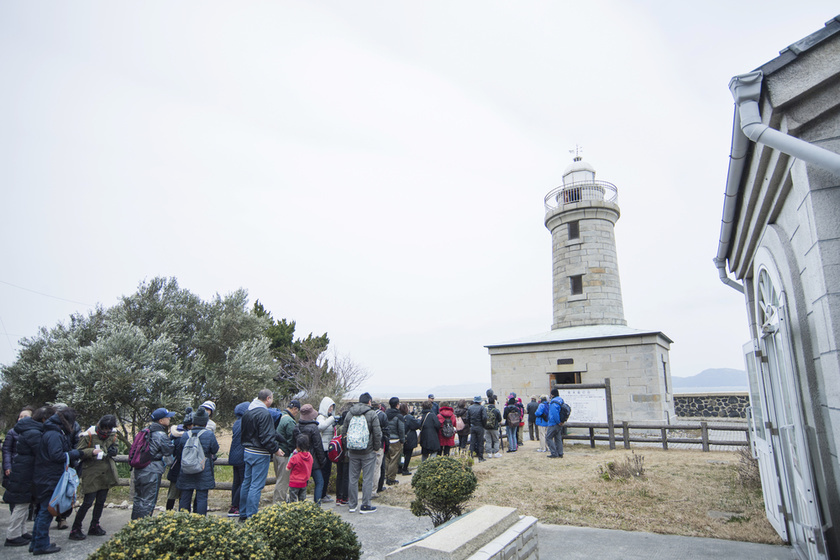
[316,397,337,502]
[69,415,119,541]
[3,406,52,548]
[272,400,300,505]
[239,389,284,521]
[175,407,219,515]
[339,392,381,514]
[31,407,82,555]
[400,403,419,475]
[545,388,566,459]
[131,408,176,520]
[467,397,487,462]
[227,402,249,517]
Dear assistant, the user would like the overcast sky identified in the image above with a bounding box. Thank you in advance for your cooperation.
[1,2,837,393]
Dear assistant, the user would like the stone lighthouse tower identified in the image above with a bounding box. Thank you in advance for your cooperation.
[544,155,626,329]
[486,153,675,422]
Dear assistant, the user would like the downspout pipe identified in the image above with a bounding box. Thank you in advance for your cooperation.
[714,71,840,293]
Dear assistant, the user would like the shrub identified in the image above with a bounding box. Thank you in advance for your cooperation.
[736,445,761,489]
[410,455,477,527]
[248,501,361,560]
[598,451,645,481]
[87,511,267,560]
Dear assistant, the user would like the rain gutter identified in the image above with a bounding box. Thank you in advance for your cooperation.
[714,70,840,293]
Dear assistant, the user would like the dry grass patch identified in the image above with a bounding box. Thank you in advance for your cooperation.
[374,444,782,545]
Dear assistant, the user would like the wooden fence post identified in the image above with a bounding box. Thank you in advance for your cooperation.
[701,421,709,452]
[605,378,616,450]
[661,427,668,451]
[622,421,630,449]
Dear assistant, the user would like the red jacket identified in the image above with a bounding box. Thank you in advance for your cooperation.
[437,406,457,447]
[286,450,313,489]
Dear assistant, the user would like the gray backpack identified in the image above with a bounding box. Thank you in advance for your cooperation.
[180,429,208,475]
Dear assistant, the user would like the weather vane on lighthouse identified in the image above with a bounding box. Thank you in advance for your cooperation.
[569,144,583,161]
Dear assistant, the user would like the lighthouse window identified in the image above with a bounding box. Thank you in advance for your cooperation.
[570,274,583,295]
[568,221,580,240]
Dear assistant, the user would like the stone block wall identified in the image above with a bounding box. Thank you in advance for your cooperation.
[674,393,749,418]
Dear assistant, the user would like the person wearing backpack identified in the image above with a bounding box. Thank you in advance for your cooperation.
[131,407,176,521]
[466,396,487,462]
[292,404,327,505]
[339,392,381,514]
[175,407,219,515]
[503,398,520,453]
[436,402,457,456]
[483,398,502,458]
[526,396,540,444]
[546,388,566,459]
[534,395,550,452]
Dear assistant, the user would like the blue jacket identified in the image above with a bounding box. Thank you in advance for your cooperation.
[228,401,249,467]
[535,401,550,427]
[175,427,219,491]
[547,396,565,426]
[2,416,44,504]
[34,414,81,502]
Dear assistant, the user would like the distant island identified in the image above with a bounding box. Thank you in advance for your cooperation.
[671,368,748,389]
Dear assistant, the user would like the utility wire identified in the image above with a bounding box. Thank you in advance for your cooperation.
[0,314,15,354]
[0,279,95,307]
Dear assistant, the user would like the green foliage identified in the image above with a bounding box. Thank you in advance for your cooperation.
[87,511,269,560]
[248,501,361,560]
[410,455,478,527]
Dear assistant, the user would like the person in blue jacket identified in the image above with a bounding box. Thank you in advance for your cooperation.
[227,401,249,517]
[31,408,81,555]
[175,407,219,515]
[545,388,566,459]
[534,395,550,452]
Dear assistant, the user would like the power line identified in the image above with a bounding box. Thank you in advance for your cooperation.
[0,279,95,307]
[0,315,15,354]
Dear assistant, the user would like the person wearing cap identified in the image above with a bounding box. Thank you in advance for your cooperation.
[199,401,217,433]
[427,394,440,416]
[239,389,283,521]
[292,404,327,504]
[339,392,382,514]
[131,407,176,520]
[272,399,300,504]
[467,396,488,462]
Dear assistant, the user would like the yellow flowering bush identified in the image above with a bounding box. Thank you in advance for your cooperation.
[410,455,477,526]
[248,502,361,560]
[87,511,268,560]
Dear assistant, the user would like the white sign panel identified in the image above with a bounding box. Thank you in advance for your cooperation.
[558,387,607,424]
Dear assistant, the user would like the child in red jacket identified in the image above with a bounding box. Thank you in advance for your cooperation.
[286,434,313,503]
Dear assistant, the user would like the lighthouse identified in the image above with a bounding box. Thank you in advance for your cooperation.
[486,154,674,422]
[544,155,626,329]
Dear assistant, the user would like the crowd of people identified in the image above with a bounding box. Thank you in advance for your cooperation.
[1,387,569,553]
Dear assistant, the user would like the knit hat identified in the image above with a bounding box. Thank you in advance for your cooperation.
[359,392,372,404]
[200,401,216,414]
[300,404,318,421]
[192,407,209,427]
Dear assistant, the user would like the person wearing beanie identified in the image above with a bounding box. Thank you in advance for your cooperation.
[339,392,382,513]
[175,407,219,515]
[292,404,327,504]
[273,400,300,505]
[199,401,217,433]
[69,415,119,541]
[503,397,520,453]
[165,408,193,511]
[384,397,405,485]
[131,408,176,521]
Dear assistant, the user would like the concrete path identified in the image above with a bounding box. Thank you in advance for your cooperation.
[1,501,795,559]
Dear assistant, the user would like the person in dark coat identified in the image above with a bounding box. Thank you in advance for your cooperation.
[3,406,51,547]
[400,403,419,475]
[467,396,488,462]
[419,401,441,461]
[453,400,470,452]
[3,407,33,481]
[292,404,327,504]
[175,407,219,515]
[69,415,119,541]
[165,409,193,511]
[31,408,81,555]
[227,401,249,516]
[526,396,540,443]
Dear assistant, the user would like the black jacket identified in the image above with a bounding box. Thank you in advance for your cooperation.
[2,416,44,504]
[526,400,539,421]
[403,414,420,449]
[385,408,406,443]
[33,415,81,502]
[241,403,279,456]
[419,410,441,451]
[467,403,488,430]
[293,420,327,470]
